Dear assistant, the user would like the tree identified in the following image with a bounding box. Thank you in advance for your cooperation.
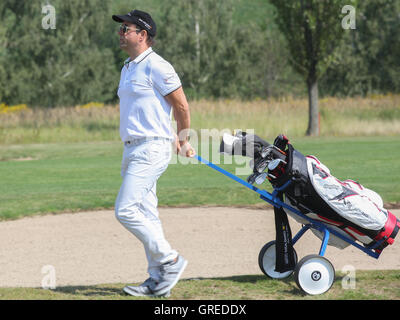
[269,0,354,135]
[0,0,119,107]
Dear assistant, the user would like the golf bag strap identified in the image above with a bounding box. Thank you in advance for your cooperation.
[274,193,296,273]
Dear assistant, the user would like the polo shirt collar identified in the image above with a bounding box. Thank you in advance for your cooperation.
[134,47,153,63]
[125,47,153,67]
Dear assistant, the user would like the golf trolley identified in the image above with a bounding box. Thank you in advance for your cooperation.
[194,132,399,295]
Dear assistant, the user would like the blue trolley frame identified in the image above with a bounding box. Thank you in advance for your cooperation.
[195,155,385,260]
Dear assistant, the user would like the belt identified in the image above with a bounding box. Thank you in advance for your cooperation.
[124,137,171,146]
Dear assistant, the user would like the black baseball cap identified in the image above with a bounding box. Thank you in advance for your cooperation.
[112,9,156,37]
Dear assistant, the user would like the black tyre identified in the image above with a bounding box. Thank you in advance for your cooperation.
[258,240,297,279]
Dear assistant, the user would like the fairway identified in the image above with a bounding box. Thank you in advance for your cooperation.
[0,136,399,220]
[0,270,399,300]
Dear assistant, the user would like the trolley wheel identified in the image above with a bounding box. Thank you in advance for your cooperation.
[258,241,298,279]
[294,254,335,295]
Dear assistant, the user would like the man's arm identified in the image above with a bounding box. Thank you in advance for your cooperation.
[165,87,195,157]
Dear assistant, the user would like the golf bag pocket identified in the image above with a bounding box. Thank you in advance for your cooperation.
[307,157,387,231]
[373,211,400,252]
[304,156,399,252]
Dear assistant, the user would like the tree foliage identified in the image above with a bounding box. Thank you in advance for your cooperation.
[320,0,400,96]
[0,0,119,107]
[0,0,398,108]
[155,0,298,100]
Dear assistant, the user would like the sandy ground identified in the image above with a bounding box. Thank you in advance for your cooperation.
[0,207,398,288]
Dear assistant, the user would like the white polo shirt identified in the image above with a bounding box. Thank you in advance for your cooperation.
[117,47,182,142]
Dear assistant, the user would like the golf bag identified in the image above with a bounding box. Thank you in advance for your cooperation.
[220,132,399,271]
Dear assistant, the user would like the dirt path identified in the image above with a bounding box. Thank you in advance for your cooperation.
[0,207,398,288]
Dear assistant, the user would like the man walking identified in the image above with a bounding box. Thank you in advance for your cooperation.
[112,9,195,297]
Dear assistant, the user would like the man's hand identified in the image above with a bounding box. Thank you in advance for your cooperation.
[173,134,196,157]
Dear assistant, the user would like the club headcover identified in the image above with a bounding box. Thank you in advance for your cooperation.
[219,132,271,158]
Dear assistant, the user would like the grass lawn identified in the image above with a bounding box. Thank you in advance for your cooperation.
[0,136,399,220]
[0,270,398,300]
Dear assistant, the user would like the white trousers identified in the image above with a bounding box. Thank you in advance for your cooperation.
[115,138,178,281]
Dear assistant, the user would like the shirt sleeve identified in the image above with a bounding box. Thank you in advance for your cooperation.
[151,58,182,96]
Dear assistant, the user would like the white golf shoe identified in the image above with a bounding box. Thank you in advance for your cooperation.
[123,277,171,298]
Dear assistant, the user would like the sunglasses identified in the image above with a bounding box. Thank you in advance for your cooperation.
[119,24,141,34]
